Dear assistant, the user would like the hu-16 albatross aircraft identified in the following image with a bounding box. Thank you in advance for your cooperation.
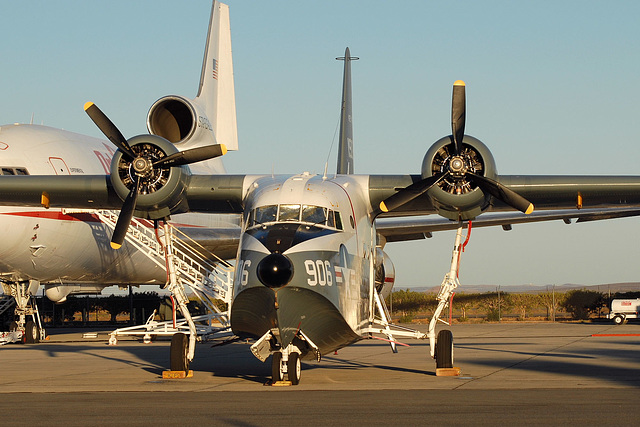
[3,0,640,383]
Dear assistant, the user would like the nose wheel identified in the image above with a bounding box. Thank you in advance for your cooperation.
[287,352,301,385]
[270,348,302,385]
[271,352,284,382]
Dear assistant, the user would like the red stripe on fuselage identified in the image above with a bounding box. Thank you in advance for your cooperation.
[0,210,102,222]
[0,210,206,229]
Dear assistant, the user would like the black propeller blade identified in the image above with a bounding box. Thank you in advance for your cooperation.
[84,102,135,159]
[153,144,227,168]
[451,80,466,156]
[84,101,228,249]
[467,173,534,214]
[379,173,448,213]
[376,80,535,216]
[110,176,141,249]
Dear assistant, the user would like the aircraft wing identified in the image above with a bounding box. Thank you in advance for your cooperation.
[369,175,640,217]
[0,174,246,213]
[0,175,122,210]
[375,207,640,242]
[3,173,640,217]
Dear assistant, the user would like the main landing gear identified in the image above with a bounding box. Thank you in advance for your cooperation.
[1,280,45,344]
[428,222,470,371]
[159,221,196,374]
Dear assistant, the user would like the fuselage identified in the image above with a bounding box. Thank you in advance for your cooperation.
[230,173,376,355]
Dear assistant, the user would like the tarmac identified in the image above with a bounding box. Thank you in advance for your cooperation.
[1,321,639,425]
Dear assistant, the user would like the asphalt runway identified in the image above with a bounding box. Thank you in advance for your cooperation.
[1,322,639,425]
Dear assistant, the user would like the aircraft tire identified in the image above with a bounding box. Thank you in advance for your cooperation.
[271,352,283,383]
[287,352,301,385]
[170,332,189,372]
[613,315,624,325]
[24,320,39,344]
[435,329,453,369]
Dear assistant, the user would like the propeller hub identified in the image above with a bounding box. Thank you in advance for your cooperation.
[132,156,153,177]
[448,156,467,177]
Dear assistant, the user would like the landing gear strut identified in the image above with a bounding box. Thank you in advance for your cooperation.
[428,222,470,370]
[1,280,45,343]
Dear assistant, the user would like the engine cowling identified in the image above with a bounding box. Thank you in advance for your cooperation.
[374,248,396,299]
[147,95,215,147]
[422,135,497,220]
[110,134,191,219]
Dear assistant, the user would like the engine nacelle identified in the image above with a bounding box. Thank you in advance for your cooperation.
[422,135,497,220]
[110,135,191,219]
[374,248,396,299]
[45,284,106,303]
[147,95,216,147]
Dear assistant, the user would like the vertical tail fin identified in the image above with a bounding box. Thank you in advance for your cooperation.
[336,48,358,174]
[196,1,238,151]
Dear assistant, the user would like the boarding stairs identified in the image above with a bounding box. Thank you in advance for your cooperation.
[64,209,234,343]
[0,293,15,317]
[0,294,19,344]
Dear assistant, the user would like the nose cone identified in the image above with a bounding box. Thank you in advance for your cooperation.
[257,253,294,289]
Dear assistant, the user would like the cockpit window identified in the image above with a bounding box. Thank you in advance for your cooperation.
[302,205,326,224]
[278,204,301,222]
[334,211,343,230]
[248,204,344,231]
[255,205,277,224]
[326,210,335,228]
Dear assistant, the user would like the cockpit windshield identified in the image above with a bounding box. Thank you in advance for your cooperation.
[247,204,343,230]
[279,204,301,222]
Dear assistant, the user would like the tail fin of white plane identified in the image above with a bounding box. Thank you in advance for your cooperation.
[196,0,238,151]
[146,1,238,153]
[336,48,358,174]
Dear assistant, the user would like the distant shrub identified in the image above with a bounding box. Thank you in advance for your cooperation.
[398,313,415,323]
[560,290,605,320]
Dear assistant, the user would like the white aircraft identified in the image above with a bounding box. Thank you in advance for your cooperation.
[2,1,640,384]
[0,1,240,342]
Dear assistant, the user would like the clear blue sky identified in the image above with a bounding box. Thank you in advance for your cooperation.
[2,1,640,288]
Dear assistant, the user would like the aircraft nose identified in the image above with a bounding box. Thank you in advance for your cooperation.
[257,253,294,289]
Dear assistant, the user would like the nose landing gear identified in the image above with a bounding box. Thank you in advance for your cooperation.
[271,346,302,385]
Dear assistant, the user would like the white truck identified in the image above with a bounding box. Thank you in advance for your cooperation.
[607,298,640,325]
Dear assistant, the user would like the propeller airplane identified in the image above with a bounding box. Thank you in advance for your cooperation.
[3,1,640,384]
